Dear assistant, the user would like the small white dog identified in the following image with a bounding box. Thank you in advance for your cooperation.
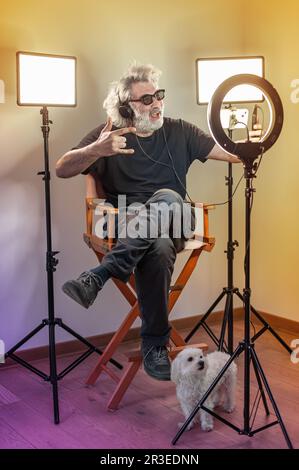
[171,348,237,432]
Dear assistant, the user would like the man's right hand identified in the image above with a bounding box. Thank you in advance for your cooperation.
[91,117,136,157]
[55,117,136,178]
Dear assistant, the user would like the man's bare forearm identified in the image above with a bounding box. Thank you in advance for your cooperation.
[56,143,100,178]
[207,144,241,163]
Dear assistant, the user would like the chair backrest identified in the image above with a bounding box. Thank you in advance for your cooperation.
[86,173,106,199]
[85,173,117,251]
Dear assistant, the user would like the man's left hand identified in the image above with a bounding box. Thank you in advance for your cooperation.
[227,155,242,163]
[207,144,242,163]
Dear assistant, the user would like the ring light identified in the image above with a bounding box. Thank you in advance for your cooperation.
[207,74,283,162]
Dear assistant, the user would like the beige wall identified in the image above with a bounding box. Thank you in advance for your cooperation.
[1,0,296,350]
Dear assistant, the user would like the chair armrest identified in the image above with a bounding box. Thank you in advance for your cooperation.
[190,201,215,249]
[191,202,215,210]
[85,198,118,244]
[86,197,119,214]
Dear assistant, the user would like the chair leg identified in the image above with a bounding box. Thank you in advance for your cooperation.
[86,248,205,408]
[107,359,141,411]
[169,326,187,347]
[86,302,140,386]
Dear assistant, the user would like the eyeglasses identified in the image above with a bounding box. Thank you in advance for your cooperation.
[128,89,165,106]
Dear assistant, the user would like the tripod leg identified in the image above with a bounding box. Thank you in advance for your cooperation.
[6,323,46,356]
[250,347,293,449]
[250,307,292,354]
[58,320,122,370]
[218,294,231,352]
[48,321,60,424]
[236,292,292,354]
[227,292,234,354]
[243,339,251,435]
[185,290,226,343]
[250,349,270,416]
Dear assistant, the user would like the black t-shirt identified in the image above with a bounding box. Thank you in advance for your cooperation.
[74,117,215,207]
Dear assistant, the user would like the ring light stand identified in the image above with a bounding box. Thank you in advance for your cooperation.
[173,74,293,448]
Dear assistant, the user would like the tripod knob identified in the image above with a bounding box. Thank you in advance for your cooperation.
[225,175,233,186]
[47,251,60,272]
[52,251,59,267]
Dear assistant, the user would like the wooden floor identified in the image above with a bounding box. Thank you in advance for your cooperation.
[0,318,298,449]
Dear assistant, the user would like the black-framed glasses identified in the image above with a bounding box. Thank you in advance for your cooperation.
[129,89,165,106]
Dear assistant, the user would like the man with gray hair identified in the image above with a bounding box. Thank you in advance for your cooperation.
[56,63,240,381]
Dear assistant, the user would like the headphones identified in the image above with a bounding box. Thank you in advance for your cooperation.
[118,94,134,121]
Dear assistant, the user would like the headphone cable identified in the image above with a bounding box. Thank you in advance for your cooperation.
[135,129,194,203]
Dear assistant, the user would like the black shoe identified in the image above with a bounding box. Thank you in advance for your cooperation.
[142,344,171,381]
[62,271,102,309]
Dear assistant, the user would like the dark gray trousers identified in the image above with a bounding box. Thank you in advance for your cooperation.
[94,189,190,347]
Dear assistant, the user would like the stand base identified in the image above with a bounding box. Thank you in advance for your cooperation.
[5,318,122,424]
[172,341,293,449]
[185,287,292,355]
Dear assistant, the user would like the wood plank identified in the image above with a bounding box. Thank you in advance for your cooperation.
[0,402,83,449]
[0,384,20,407]
[0,419,35,449]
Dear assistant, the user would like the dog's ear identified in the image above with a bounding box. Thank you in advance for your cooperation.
[170,356,181,384]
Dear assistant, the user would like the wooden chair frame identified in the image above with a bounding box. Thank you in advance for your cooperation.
[83,174,215,410]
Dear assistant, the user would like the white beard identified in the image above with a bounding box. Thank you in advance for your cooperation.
[132,103,164,134]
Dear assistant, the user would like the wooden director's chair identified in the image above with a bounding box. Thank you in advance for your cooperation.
[83,174,215,410]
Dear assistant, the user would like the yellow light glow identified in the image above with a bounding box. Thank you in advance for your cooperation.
[197,57,264,104]
[17,52,76,106]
